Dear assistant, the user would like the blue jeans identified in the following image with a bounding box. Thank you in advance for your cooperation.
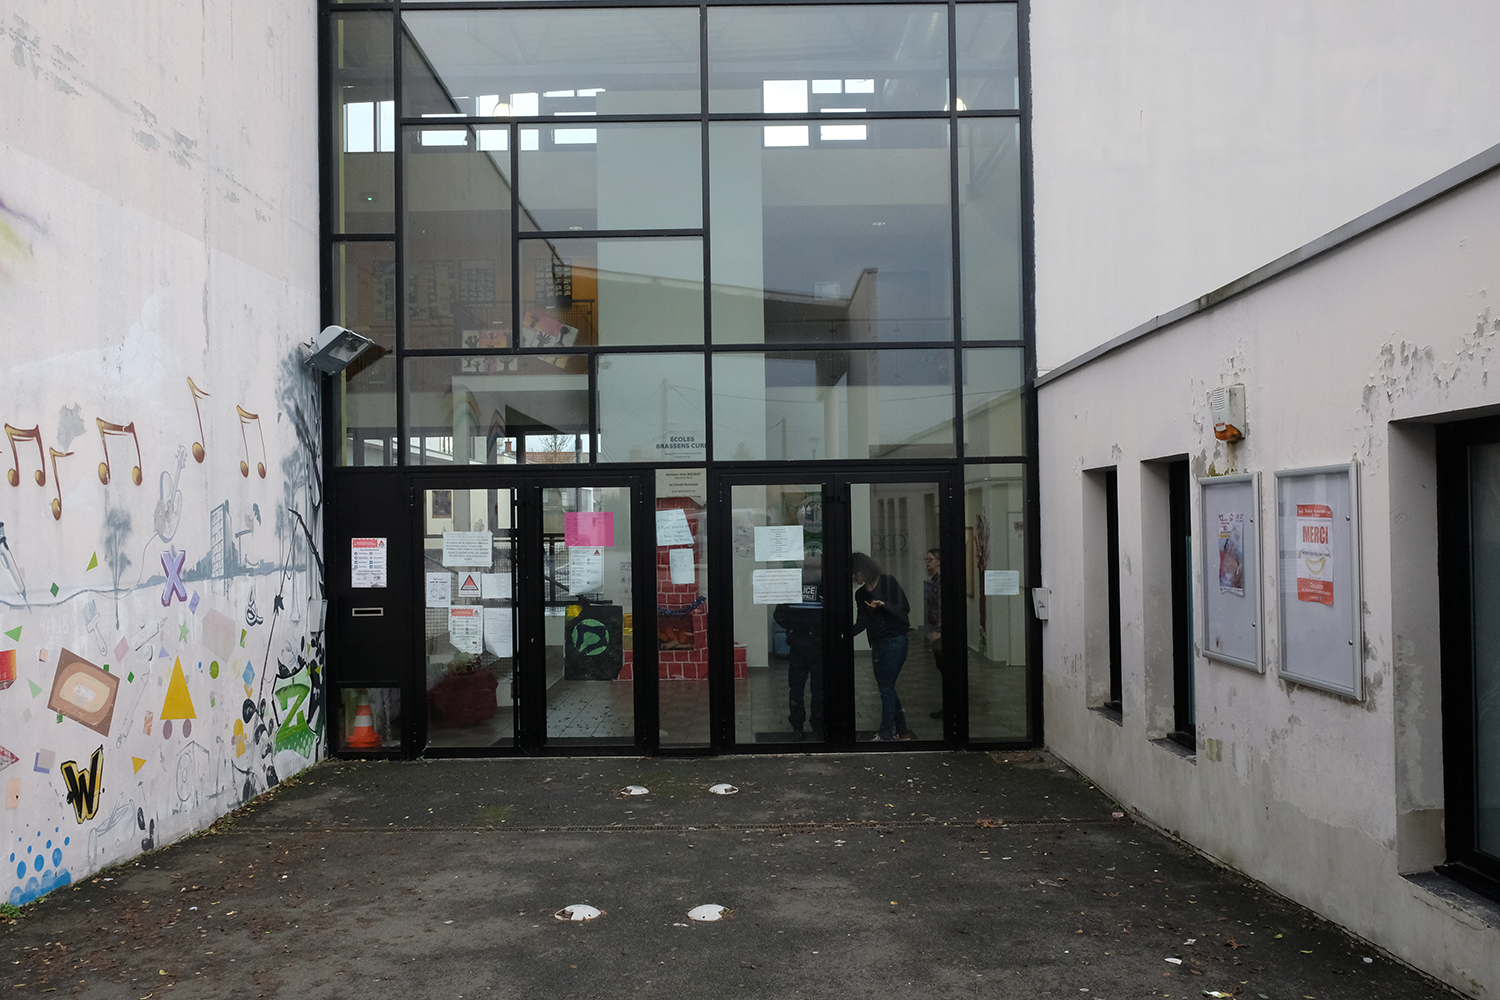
[870,632,909,739]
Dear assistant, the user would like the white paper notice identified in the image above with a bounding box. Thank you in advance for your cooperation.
[668,547,696,585]
[984,569,1021,596]
[754,524,804,562]
[655,508,694,546]
[656,467,708,505]
[483,607,514,659]
[569,547,604,592]
[425,572,453,608]
[481,572,513,600]
[351,537,387,588]
[752,568,804,604]
[442,530,493,567]
[448,606,482,654]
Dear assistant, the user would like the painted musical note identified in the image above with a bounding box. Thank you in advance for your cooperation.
[5,424,45,487]
[237,406,266,479]
[96,419,143,486]
[187,377,210,463]
[48,447,73,520]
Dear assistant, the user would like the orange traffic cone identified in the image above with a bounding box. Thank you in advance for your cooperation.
[346,699,382,749]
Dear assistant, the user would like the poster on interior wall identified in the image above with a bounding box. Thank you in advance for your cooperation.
[1199,473,1262,672]
[426,572,453,608]
[754,525,804,562]
[752,568,803,604]
[442,531,493,567]
[564,512,614,547]
[655,508,694,546]
[669,547,696,585]
[1294,505,1335,604]
[569,547,604,592]
[351,537,388,588]
[448,606,483,655]
[1276,464,1362,700]
[1217,513,1245,596]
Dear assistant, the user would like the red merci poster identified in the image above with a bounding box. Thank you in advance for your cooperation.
[1295,504,1334,605]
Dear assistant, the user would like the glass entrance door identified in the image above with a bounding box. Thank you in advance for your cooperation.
[418,475,646,753]
[726,473,950,748]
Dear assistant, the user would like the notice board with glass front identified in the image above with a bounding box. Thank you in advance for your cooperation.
[1198,473,1262,672]
[1275,463,1362,700]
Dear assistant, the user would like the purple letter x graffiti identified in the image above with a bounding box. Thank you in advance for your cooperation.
[160,549,187,607]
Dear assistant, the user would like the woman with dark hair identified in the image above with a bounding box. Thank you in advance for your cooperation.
[851,552,914,741]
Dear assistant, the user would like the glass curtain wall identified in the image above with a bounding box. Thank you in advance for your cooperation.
[324,0,1031,747]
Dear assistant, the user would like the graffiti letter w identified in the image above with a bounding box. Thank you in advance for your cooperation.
[60,746,104,823]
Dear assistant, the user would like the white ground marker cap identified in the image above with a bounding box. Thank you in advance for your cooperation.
[554,904,603,922]
[622,785,649,796]
[709,783,738,795]
[687,904,727,921]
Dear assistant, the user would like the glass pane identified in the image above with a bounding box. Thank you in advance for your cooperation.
[403,9,700,118]
[657,488,710,747]
[959,119,1022,340]
[597,354,706,463]
[731,484,825,744]
[850,482,943,741]
[1470,443,1500,857]
[710,119,952,344]
[339,687,401,752]
[519,124,702,232]
[423,488,517,749]
[955,4,1020,111]
[334,242,398,467]
[543,485,634,744]
[712,350,954,461]
[403,126,514,351]
[520,238,704,348]
[708,6,948,113]
[965,463,1029,740]
[405,356,590,466]
[331,15,395,234]
[963,348,1025,457]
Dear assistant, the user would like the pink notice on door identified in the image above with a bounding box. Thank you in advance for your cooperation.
[564,511,615,548]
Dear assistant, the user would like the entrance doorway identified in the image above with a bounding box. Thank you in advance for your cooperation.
[722,473,956,747]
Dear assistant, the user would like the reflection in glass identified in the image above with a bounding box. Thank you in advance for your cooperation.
[963,349,1025,458]
[657,492,711,747]
[403,127,514,351]
[597,354,706,463]
[403,9,700,118]
[1470,443,1500,857]
[339,687,401,752]
[543,486,634,745]
[850,482,943,740]
[519,238,704,348]
[405,357,590,466]
[331,15,394,234]
[959,119,1023,340]
[518,124,702,233]
[335,242,397,466]
[712,350,954,461]
[423,489,516,749]
[731,484,825,744]
[710,120,952,344]
[965,464,1029,741]
[956,4,1021,111]
[708,6,948,113]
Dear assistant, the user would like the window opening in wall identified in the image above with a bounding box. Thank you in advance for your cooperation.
[1437,417,1500,901]
[1104,469,1122,713]
[1168,460,1194,750]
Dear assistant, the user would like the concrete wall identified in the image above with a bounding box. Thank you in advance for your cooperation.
[0,3,321,904]
[1036,155,1500,995]
[1031,0,1500,371]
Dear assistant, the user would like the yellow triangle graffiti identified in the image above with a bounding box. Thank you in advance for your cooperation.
[160,657,197,720]
[131,756,146,773]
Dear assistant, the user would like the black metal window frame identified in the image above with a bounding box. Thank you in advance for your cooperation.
[319,0,1041,751]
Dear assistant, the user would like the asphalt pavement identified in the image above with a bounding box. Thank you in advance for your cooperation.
[1,749,1459,999]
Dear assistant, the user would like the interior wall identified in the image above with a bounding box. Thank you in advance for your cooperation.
[0,1,320,904]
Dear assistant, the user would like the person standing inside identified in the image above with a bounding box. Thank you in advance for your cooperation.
[774,556,824,740]
[851,552,913,741]
[923,548,944,719]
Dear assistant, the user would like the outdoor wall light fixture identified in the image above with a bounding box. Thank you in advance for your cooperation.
[305,325,375,375]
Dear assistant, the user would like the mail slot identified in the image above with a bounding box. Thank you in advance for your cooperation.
[352,607,385,617]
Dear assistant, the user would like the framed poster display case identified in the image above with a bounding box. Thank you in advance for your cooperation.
[1198,473,1263,672]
